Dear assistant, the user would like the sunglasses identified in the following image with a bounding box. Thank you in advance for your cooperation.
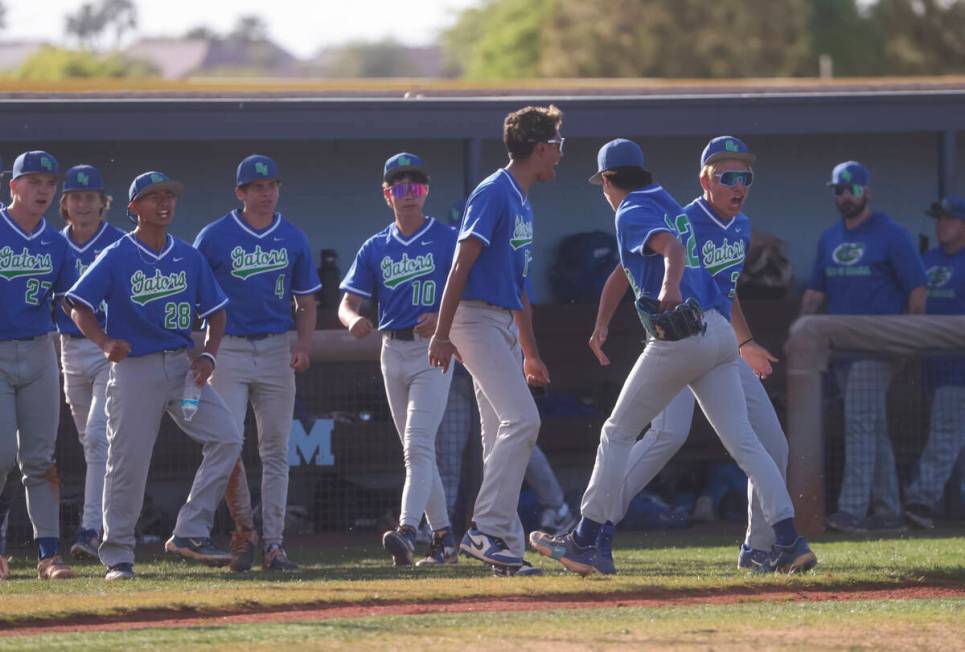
[530,137,566,154]
[715,170,753,187]
[387,182,428,199]
[832,184,864,198]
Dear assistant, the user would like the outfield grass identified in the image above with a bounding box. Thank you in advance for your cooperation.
[1,524,963,626]
[2,599,963,651]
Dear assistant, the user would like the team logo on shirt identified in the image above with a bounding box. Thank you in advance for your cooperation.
[230,245,289,279]
[381,253,435,288]
[129,269,187,306]
[0,247,53,280]
[831,242,865,265]
[701,239,746,276]
[510,215,533,250]
[926,265,952,288]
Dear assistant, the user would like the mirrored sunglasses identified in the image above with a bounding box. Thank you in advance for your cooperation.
[388,182,428,199]
[716,170,753,187]
[832,184,864,197]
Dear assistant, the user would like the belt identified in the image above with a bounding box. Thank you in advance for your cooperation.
[238,333,276,341]
[67,333,87,340]
[384,328,415,341]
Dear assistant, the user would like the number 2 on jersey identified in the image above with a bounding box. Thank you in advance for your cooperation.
[24,279,52,306]
[664,213,700,269]
[410,280,436,306]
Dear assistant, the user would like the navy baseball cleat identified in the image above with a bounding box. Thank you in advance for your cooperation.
[164,536,232,567]
[737,543,772,572]
[594,522,617,575]
[766,537,817,574]
[105,563,134,581]
[383,525,418,566]
[460,526,523,567]
[70,528,100,560]
[529,530,600,576]
[416,529,458,566]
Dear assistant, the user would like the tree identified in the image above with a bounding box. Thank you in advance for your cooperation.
[14,45,158,80]
[0,2,7,32]
[319,39,415,77]
[229,15,270,43]
[64,0,138,51]
[870,0,965,74]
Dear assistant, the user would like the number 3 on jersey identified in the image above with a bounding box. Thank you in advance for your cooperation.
[410,279,436,306]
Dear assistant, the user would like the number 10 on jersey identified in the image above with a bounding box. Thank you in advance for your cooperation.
[410,280,436,306]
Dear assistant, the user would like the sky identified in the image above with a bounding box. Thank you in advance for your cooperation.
[3,0,481,59]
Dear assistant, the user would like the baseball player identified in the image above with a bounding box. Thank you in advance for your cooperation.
[67,171,242,580]
[585,136,789,570]
[194,154,320,573]
[339,153,459,567]
[428,105,564,576]
[55,164,125,560]
[529,139,816,576]
[903,195,965,529]
[801,161,927,532]
[0,150,77,580]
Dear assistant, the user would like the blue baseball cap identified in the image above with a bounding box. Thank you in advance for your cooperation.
[926,195,965,220]
[828,161,870,187]
[383,152,428,183]
[63,164,105,193]
[700,136,756,167]
[12,150,60,180]
[590,139,646,185]
[237,154,280,187]
[128,171,183,203]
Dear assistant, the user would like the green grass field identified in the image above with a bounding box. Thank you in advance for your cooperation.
[1,524,963,650]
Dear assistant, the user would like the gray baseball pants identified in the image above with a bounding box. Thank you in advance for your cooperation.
[212,334,294,548]
[98,350,242,567]
[581,310,795,528]
[381,333,452,531]
[906,385,965,508]
[60,335,110,534]
[0,335,61,539]
[450,301,540,559]
[617,358,788,551]
[835,359,901,518]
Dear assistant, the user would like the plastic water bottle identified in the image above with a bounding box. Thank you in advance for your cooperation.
[181,370,201,421]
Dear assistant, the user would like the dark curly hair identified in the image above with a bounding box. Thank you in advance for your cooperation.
[503,105,563,160]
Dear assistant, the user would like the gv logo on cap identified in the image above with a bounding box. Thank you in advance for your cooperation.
[77,172,90,186]
[397,156,411,166]
[255,162,269,176]
[150,173,164,183]
[41,156,53,171]
[725,140,739,152]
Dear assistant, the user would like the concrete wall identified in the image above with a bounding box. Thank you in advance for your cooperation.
[8,129,959,302]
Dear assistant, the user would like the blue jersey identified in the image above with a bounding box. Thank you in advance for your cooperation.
[67,233,228,357]
[193,211,321,336]
[922,247,965,387]
[615,186,727,315]
[341,217,457,331]
[0,209,77,341]
[55,221,126,336]
[684,197,752,317]
[459,169,534,310]
[808,212,927,315]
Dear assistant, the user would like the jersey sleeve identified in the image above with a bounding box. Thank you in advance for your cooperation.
[52,246,79,296]
[807,234,827,292]
[458,184,503,246]
[339,241,377,299]
[887,226,928,293]
[291,230,322,295]
[620,204,672,255]
[195,253,228,318]
[66,248,112,311]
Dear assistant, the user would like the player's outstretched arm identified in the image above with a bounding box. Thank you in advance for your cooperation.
[589,264,630,366]
[732,291,778,379]
[429,237,483,373]
[338,292,374,339]
[70,304,130,362]
[291,293,317,372]
[515,291,550,387]
[648,232,685,311]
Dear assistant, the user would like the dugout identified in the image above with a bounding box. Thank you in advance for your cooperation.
[0,79,963,542]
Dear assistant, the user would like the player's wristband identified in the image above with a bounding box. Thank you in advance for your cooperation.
[198,352,217,369]
[738,337,754,349]
[431,335,450,344]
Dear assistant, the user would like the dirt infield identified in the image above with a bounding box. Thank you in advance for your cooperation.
[3,583,962,637]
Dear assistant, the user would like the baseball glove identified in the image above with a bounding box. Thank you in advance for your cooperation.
[634,296,706,342]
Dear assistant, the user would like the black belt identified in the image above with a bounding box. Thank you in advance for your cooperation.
[67,333,87,340]
[240,333,276,341]
[384,328,415,341]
